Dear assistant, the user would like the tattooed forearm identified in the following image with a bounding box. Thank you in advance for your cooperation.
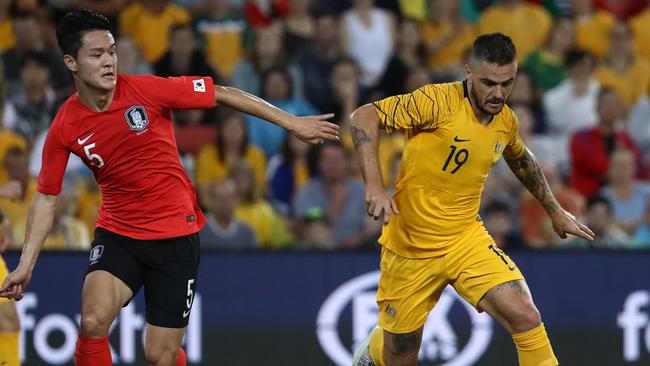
[392,332,421,358]
[350,125,371,149]
[505,148,560,215]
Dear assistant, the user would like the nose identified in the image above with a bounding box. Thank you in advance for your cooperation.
[493,86,504,100]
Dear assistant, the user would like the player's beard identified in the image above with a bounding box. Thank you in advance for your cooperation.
[469,86,504,116]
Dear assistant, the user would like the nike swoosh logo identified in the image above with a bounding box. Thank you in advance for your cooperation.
[509,266,517,271]
[454,136,470,142]
[183,310,191,318]
[77,133,94,145]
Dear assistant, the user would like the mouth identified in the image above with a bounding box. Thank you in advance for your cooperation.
[486,100,503,109]
[101,71,116,80]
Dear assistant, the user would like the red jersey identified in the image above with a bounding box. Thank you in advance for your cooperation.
[39,74,215,239]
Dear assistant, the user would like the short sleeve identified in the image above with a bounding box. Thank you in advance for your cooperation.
[38,122,70,195]
[372,83,459,133]
[135,75,215,110]
[503,112,526,159]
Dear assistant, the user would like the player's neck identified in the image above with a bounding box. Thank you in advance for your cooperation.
[76,81,116,112]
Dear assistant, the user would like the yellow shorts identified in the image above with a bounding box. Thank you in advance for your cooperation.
[0,255,9,304]
[377,222,524,334]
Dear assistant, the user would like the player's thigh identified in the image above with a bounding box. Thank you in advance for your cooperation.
[478,280,541,334]
[81,229,143,333]
[0,255,18,332]
[143,232,200,328]
[377,246,447,334]
[383,326,424,366]
[448,225,525,311]
[144,323,185,364]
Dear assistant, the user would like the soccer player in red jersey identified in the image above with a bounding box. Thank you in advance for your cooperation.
[0,9,339,366]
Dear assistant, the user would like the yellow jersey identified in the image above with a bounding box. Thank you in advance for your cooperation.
[575,11,616,59]
[630,9,650,64]
[373,81,525,258]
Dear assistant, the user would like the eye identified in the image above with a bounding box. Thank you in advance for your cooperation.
[502,80,514,87]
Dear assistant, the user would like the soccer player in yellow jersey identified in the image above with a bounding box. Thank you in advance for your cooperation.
[0,181,22,366]
[349,33,594,366]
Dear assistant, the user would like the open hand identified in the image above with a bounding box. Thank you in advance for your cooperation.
[550,209,594,241]
[289,114,340,144]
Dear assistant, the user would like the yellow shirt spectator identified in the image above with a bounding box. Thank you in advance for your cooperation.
[0,131,28,183]
[477,2,551,62]
[421,20,475,68]
[195,143,267,192]
[596,57,650,107]
[0,19,15,52]
[630,7,650,62]
[14,216,90,250]
[119,1,190,63]
[235,201,293,249]
[575,10,616,59]
[399,0,426,21]
[0,178,36,244]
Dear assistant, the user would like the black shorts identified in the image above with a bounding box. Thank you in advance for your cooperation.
[86,227,200,328]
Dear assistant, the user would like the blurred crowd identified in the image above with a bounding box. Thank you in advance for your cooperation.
[1,0,650,251]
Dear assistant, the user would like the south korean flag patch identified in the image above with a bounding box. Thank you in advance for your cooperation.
[193,78,206,93]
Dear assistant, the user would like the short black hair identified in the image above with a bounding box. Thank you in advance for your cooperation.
[56,9,112,57]
[19,50,50,70]
[484,200,511,216]
[587,195,611,212]
[565,48,593,68]
[470,33,517,66]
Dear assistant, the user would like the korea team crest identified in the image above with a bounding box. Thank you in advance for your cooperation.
[124,105,149,132]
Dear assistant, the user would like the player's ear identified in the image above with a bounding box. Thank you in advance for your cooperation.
[63,54,78,72]
[464,64,471,79]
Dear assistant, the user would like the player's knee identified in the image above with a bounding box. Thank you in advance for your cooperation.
[79,309,113,337]
[145,345,178,366]
[508,305,541,333]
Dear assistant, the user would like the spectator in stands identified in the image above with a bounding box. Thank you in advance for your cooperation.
[194,0,252,78]
[631,199,650,248]
[3,51,59,143]
[153,23,220,81]
[267,134,310,216]
[377,18,424,97]
[596,22,650,108]
[563,195,628,248]
[2,11,71,97]
[229,160,293,248]
[0,100,28,183]
[507,69,545,133]
[570,88,640,197]
[571,0,616,59]
[0,147,35,244]
[293,11,342,114]
[297,206,334,250]
[628,83,650,168]
[0,0,15,52]
[520,162,585,248]
[281,0,315,57]
[600,148,650,235]
[483,200,526,250]
[199,179,258,249]
[524,16,576,93]
[543,49,600,155]
[115,36,153,75]
[341,0,395,88]
[71,0,127,30]
[478,0,551,62]
[119,0,190,63]
[630,0,650,62]
[195,109,267,200]
[512,103,563,169]
[294,143,370,249]
[245,66,318,157]
[231,23,303,97]
[330,57,363,133]
[420,0,474,81]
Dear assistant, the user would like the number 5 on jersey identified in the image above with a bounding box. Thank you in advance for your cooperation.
[83,142,105,168]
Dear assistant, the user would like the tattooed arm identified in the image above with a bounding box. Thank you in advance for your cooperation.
[349,104,399,224]
[505,147,594,240]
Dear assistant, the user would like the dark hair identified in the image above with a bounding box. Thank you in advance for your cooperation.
[565,48,593,68]
[19,50,50,70]
[168,23,193,38]
[13,10,37,22]
[306,141,345,177]
[587,195,611,212]
[470,33,517,66]
[56,9,112,57]
[260,66,294,99]
[216,109,248,163]
[483,200,511,216]
[597,86,619,103]
[3,146,27,166]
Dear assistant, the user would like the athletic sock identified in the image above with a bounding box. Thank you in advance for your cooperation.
[368,326,385,366]
[512,323,559,366]
[0,332,19,366]
[74,336,112,366]
[176,347,186,366]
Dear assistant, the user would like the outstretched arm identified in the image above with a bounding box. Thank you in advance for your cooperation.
[504,148,594,241]
[349,104,399,224]
[214,86,340,144]
[0,192,58,300]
